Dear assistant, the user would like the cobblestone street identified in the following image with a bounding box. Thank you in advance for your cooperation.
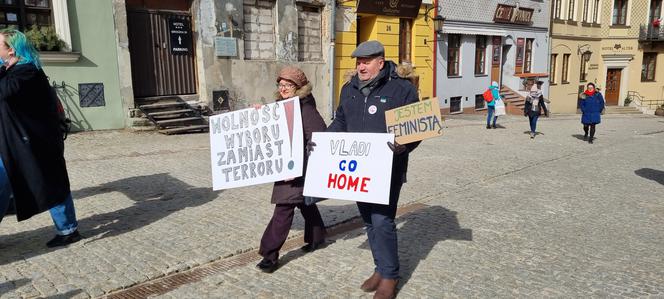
[1,114,663,298]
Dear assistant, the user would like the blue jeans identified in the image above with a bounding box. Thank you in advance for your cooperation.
[487,106,498,126]
[0,158,78,235]
[529,115,539,133]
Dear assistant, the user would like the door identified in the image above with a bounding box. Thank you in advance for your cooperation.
[127,10,197,98]
[605,68,621,105]
[491,36,502,84]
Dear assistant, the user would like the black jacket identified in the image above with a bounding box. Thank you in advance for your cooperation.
[328,60,420,183]
[0,63,70,222]
[523,95,548,117]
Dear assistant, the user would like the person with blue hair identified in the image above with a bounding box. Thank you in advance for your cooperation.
[0,29,80,247]
[485,81,502,129]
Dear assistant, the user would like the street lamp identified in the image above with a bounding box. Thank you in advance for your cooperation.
[433,15,445,34]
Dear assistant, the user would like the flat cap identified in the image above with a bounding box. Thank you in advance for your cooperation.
[351,40,385,58]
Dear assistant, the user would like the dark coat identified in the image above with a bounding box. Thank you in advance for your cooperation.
[580,92,605,125]
[271,94,327,204]
[0,64,70,222]
[523,95,548,117]
[327,60,420,183]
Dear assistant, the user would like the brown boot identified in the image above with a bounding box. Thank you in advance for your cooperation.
[373,278,398,299]
[360,271,382,292]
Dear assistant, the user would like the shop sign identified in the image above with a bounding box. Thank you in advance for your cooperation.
[601,44,635,51]
[356,0,422,18]
[494,4,534,25]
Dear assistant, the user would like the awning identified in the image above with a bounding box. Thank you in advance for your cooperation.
[441,26,507,37]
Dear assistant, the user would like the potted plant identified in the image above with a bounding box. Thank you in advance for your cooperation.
[25,25,65,51]
[655,104,664,116]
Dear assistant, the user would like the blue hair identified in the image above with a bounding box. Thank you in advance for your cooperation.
[0,29,42,69]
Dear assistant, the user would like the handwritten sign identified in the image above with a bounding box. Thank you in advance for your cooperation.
[385,98,443,144]
[303,132,394,205]
[209,97,303,190]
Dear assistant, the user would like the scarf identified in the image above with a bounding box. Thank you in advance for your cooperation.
[529,90,542,111]
[584,89,596,97]
[358,67,387,97]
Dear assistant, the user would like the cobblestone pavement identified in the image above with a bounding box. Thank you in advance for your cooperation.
[0,114,663,298]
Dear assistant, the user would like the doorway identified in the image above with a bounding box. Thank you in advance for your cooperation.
[605,68,622,105]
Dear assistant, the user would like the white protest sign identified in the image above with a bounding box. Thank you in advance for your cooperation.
[303,132,394,205]
[209,97,303,190]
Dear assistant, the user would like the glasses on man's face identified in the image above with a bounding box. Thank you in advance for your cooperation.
[277,83,295,89]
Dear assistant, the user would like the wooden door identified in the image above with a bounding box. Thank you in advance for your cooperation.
[127,10,197,98]
[605,68,621,105]
[491,36,502,84]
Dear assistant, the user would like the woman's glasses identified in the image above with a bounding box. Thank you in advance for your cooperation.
[277,83,296,89]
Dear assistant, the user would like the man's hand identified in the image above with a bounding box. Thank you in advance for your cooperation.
[306,141,317,156]
[387,141,406,155]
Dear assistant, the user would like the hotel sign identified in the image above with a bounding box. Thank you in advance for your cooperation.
[356,0,422,18]
[494,4,534,25]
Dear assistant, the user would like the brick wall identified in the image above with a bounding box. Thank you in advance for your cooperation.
[297,6,322,61]
[243,0,275,60]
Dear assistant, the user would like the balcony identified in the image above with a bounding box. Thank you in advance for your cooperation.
[639,24,664,42]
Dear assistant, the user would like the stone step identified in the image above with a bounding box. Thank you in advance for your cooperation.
[155,117,205,125]
[159,125,209,135]
[139,102,187,110]
[147,109,195,117]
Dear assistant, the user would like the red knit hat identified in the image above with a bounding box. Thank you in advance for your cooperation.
[277,66,309,88]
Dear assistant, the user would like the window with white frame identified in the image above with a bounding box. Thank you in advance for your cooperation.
[612,0,628,25]
[583,0,590,22]
[554,0,563,19]
[0,0,71,51]
[593,0,601,23]
[524,38,534,73]
[568,0,577,20]
[297,4,322,61]
[474,35,486,75]
[243,0,275,60]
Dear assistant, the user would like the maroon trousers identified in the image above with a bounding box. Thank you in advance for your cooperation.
[259,203,326,262]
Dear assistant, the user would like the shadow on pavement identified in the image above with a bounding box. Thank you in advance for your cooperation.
[0,173,221,266]
[44,289,84,299]
[635,168,664,185]
[0,278,30,294]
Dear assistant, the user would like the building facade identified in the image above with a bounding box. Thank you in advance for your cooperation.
[333,0,436,105]
[436,0,551,114]
[550,0,664,113]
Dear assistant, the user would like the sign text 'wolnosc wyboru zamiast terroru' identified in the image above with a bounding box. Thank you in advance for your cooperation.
[209,97,303,190]
[385,98,443,144]
[356,0,422,18]
[303,132,394,205]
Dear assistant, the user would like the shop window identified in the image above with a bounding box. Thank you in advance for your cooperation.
[550,54,558,84]
[524,38,533,73]
[568,0,576,20]
[399,18,412,64]
[244,0,275,60]
[562,54,570,84]
[447,34,460,76]
[642,53,657,82]
[297,5,322,61]
[475,94,485,109]
[612,0,628,25]
[474,35,486,75]
[580,52,590,82]
[554,0,563,19]
[450,96,462,113]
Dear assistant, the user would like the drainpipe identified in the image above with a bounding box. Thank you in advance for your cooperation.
[328,0,337,120]
[433,0,438,98]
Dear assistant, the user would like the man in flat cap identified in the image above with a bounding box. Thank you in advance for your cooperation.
[327,40,420,298]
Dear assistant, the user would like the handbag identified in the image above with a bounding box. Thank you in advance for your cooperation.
[304,196,326,206]
[494,99,506,116]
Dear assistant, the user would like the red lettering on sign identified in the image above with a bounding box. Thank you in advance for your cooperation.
[360,177,370,193]
[327,173,371,192]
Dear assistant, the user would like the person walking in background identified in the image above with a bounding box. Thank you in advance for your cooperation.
[578,82,605,144]
[0,29,80,247]
[256,66,327,273]
[523,85,549,139]
[485,81,502,129]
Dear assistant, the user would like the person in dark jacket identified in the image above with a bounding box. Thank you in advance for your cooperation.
[326,40,420,299]
[256,66,327,273]
[578,82,605,144]
[523,85,549,138]
[0,29,80,247]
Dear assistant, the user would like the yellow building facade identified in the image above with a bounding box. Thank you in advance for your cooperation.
[333,1,436,107]
[551,0,664,113]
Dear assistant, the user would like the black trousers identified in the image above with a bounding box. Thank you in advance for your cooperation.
[259,203,326,262]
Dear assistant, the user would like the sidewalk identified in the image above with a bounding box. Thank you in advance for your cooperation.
[1,114,663,298]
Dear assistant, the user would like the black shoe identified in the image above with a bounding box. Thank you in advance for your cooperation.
[486,125,491,129]
[300,241,326,253]
[492,124,497,129]
[583,135,588,141]
[46,230,81,248]
[588,137,594,144]
[256,258,278,273]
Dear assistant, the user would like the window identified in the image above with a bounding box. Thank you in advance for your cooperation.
[568,0,576,20]
[593,0,601,23]
[642,53,657,81]
[649,0,662,23]
[474,35,486,75]
[399,18,412,64]
[450,96,462,113]
[0,0,52,30]
[550,54,558,84]
[515,38,524,73]
[244,0,275,60]
[562,54,570,83]
[524,39,534,73]
[475,94,485,109]
[612,0,628,25]
[297,5,322,61]
[580,52,591,81]
[554,0,563,19]
[447,34,461,76]
[583,0,590,22]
